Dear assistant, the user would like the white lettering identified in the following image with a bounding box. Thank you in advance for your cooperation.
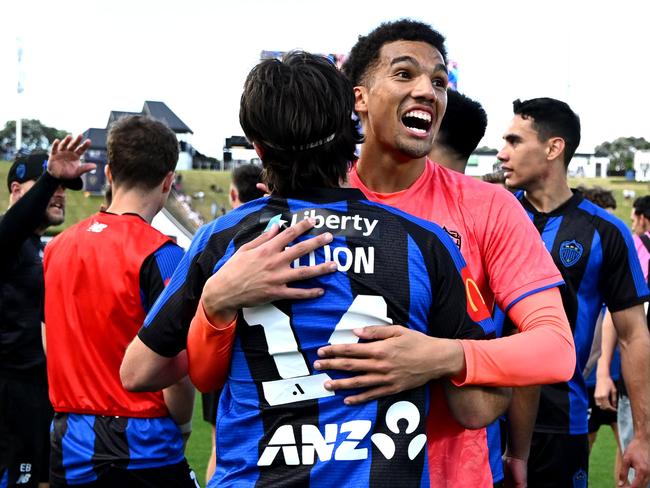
[290,245,375,274]
[335,420,371,461]
[333,247,353,271]
[286,210,378,237]
[301,424,337,464]
[256,402,426,466]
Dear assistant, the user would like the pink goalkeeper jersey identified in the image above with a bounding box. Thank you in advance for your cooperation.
[349,159,564,487]
[634,232,650,281]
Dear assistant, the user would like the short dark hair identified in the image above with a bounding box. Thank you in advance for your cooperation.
[436,91,487,160]
[342,19,447,86]
[578,185,617,210]
[633,195,650,219]
[512,98,581,167]
[232,164,264,203]
[107,115,179,190]
[240,51,362,196]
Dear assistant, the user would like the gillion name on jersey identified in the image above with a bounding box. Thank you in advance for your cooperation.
[263,208,379,274]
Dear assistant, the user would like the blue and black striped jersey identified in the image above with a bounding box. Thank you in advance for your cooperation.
[517,190,649,434]
[141,187,494,487]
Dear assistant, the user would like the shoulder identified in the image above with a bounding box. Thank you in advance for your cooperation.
[433,164,518,208]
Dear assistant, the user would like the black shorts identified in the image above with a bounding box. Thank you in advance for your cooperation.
[50,460,199,488]
[587,386,617,433]
[201,389,222,425]
[0,375,53,487]
[528,431,588,488]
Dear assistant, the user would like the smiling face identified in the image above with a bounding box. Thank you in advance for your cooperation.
[497,115,551,190]
[354,40,448,160]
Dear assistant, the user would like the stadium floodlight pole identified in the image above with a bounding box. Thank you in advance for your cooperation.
[16,37,24,152]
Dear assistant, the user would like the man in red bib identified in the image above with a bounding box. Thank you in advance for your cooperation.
[44,116,197,487]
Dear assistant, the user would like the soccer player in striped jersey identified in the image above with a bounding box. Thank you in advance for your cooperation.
[44,116,198,487]
[497,97,650,487]
[149,51,510,487]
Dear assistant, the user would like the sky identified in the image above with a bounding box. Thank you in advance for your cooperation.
[1,0,649,158]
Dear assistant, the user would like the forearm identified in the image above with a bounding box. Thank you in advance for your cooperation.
[455,288,575,386]
[0,172,59,260]
[187,300,237,393]
[618,324,650,440]
[505,386,540,460]
[444,381,511,430]
[596,311,617,380]
[163,375,195,425]
[120,336,188,392]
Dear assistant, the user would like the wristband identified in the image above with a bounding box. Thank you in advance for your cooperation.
[178,421,192,434]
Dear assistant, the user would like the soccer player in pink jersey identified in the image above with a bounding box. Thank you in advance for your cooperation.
[311,20,576,487]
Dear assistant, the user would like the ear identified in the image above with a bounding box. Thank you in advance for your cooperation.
[162,171,174,193]
[354,86,368,114]
[546,137,566,162]
[229,186,239,208]
[104,164,113,184]
[10,181,22,197]
[253,143,264,160]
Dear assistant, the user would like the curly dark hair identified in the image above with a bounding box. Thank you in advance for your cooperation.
[513,98,581,168]
[107,115,179,190]
[577,185,617,210]
[437,90,487,160]
[240,51,362,196]
[633,195,650,219]
[342,19,447,86]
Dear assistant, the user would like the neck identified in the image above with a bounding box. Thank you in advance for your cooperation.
[106,186,164,223]
[356,143,427,193]
[523,166,573,213]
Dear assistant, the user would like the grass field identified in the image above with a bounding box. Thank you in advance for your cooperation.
[0,161,644,485]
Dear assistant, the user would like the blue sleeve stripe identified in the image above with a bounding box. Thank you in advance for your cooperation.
[144,200,268,327]
[578,200,649,298]
[154,243,185,283]
[504,281,565,313]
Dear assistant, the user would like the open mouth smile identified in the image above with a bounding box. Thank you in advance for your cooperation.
[401,109,433,136]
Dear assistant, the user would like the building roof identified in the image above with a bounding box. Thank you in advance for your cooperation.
[82,128,108,150]
[142,101,193,134]
[107,111,140,127]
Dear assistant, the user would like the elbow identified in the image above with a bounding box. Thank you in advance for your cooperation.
[120,363,148,392]
[549,336,577,384]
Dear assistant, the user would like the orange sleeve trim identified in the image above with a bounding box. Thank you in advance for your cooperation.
[186,302,237,393]
[453,287,576,387]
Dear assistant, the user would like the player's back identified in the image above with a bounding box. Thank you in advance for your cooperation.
[207,188,491,487]
[44,212,171,416]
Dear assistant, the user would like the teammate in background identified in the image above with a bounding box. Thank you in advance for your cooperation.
[428,90,487,173]
[312,19,575,487]
[228,163,264,209]
[497,97,650,487]
[43,116,197,487]
[597,194,650,486]
[201,162,265,483]
[178,50,508,487]
[577,186,623,479]
[0,144,93,488]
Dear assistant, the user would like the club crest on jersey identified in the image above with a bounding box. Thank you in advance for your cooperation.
[443,226,462,250]
[559,240,583,267]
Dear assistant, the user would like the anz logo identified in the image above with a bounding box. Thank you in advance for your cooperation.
[258,401,427,466]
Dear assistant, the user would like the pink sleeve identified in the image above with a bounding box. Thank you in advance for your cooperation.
[453,287,576,386]
[484,189,564,309]
[186,302,237,393]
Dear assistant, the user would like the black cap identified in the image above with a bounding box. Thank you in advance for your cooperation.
[7,152,83,191]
